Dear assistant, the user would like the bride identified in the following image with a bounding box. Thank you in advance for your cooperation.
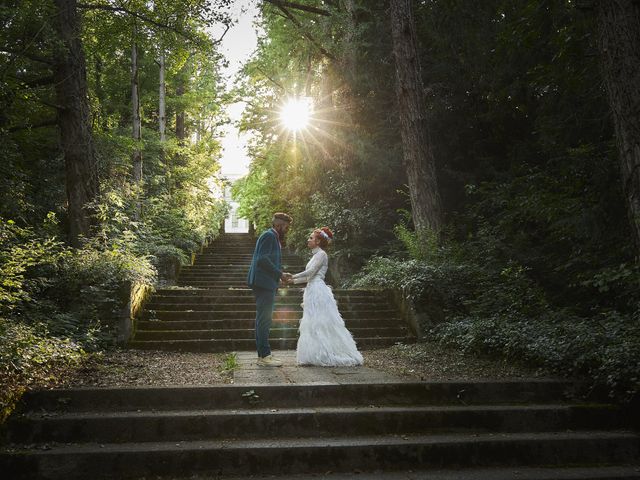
[287,227,363,367]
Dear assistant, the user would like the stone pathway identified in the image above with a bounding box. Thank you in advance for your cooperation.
[233,350,402,385]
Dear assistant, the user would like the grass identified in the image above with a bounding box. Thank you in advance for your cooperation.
[221,352,239,373]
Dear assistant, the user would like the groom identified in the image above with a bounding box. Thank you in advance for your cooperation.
[247,213,293,366]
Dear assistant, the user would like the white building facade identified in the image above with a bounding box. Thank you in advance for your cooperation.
[223,174,249,233]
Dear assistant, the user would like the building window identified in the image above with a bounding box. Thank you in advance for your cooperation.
[232,211,239,228]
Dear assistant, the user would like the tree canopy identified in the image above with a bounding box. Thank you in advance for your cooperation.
[0,0,638,404]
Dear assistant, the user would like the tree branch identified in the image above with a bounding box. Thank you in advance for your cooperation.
[213,23,231,45]
[8,118,57,133]
[12,75,55,89]
[270,5,336,61]
[77,3,214,46]
[255,66,287,91]
[34,98,65,111]
[0,48,54,66]
[264,0,331,16]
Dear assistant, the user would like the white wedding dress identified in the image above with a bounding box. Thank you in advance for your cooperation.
[292,247,363,366]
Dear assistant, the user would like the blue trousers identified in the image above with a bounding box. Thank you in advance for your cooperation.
[252,287,276,358]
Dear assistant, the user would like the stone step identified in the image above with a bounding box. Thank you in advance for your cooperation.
[153,288,385,297]
[133,326,408,341]
[6,404,625,445]
[176,281,307,288]
[190,264,300,269]
[185,267,301,273]
[179,269,304,275]
[177,276,251,282]
[177,281,256,287]
[193,256,302,262]
[3,431,638,480]
[178,271,291,277]
[181,270,253,275]
[196,252,306,263]
[199,253,254,257]
[187,265,305,271]
[181,265,254,270]
[201,248,262,253]
[176,277,250,283]
[193,256,299,261]
[203,242,257,247]
[151,466,640,480]
[127,336,414,352]
[150,294,388,303]
[4,381,583,412]
[206,244,256,247]
[143,309,398,320]
[191,262,300,268]
[136,318,403,330]
[145,301,393,311]
[195,254,301,260]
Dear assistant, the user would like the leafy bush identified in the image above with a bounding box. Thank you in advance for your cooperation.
[0,218,68,315]
[435,309,640,401]
[351,223,640,401]
[0,216,157,420]
[0,318,86,422]
[49,241,156,346]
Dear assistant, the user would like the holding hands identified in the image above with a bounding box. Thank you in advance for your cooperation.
[281,272,293,285]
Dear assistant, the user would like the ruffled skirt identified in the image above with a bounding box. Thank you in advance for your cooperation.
[296,280,364,367]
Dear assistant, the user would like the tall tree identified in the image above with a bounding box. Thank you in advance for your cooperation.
[389,0,442,234]
[175,63,187,143]
[158,50,167,143]
[53,0,99,246]
[596,0,640,255]
[130,22,143,219]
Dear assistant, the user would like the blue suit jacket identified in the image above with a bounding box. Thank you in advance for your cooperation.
[247,229,282,290]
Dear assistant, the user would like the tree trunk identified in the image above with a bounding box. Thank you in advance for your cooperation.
[342,0,357,84]
[389,0,442,234]
[131,29,142,182]
[131,24,142,218]
[159,51,166,142]
[94,54,107,131]
[175,79,186,142]
[597,0,640,255]
[52,0,99,247]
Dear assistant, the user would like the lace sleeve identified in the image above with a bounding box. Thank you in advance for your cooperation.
[292,251,326,284]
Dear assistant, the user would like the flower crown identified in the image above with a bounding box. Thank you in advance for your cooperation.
[319,230,330,240]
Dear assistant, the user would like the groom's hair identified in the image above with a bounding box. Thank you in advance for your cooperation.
[272,212,292,226]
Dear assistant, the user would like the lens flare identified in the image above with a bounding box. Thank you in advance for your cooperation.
[280,97,313,131]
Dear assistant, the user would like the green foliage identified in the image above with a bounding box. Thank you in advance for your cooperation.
[436,310,640,401]
[233,0,405,255]
[0,216,157,420]
[0,219,68,315]
[0,320,85,376]
[1,216,157,345]
[352,222,640,400]
[393,216,442,263]
[221,352,238,373]
[0,318,86,422]
[0,0,232,420]
[230,1,638,399]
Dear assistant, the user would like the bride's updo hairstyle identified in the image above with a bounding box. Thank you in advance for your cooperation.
[314,227,334,249]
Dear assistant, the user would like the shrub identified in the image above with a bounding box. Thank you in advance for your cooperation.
[435,309,640,401]
[0,216,157,420]
[351,222,640,401]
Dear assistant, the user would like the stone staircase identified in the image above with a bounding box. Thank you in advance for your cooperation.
[129,233,414,352]
[1,232,638,479]
[1,381,638,479]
